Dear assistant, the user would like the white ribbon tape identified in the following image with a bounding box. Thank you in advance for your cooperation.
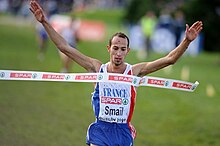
[0,70,199,92]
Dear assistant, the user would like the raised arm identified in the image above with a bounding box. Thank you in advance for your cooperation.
[29,0,101,72]
[133,21,203,77]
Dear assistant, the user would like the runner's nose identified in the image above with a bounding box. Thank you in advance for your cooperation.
[116,50,122,56]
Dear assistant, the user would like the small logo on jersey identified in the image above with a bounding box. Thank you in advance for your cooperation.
[133,78,137,84]
[122,98,129,105]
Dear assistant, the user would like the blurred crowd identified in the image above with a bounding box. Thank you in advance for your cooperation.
[0,0,203,61]
[129,9,203,59]
[0,0,127,16]
[0,0,74,16]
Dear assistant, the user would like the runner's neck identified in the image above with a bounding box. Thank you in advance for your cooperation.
[107,63,127,74]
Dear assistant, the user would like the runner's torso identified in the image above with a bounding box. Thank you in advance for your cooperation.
[92,62,137,124]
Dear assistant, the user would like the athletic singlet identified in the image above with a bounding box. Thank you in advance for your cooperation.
[92,62,137,124]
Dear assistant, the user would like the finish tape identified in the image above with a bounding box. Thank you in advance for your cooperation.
[0,70,199,92]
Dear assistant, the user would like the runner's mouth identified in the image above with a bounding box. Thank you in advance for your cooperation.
[115,57,122,61]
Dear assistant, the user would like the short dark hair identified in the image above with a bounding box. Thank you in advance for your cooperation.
[109,32,130,47]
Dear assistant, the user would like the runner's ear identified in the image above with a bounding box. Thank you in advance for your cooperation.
[107,45,111,53]
[127,48,130,54]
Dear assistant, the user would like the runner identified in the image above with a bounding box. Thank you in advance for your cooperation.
[29,1,203,145]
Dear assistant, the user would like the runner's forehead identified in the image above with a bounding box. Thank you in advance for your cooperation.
[111,36,128,47]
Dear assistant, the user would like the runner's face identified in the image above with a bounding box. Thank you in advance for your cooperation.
[108,36,130,66]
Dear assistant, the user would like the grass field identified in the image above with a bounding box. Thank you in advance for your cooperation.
[0,11,220,146]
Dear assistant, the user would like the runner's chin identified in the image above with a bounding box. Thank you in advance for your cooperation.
[114,59,122,66]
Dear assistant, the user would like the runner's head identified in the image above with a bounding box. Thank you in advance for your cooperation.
[107,32,130,66]
[108,32,129,48]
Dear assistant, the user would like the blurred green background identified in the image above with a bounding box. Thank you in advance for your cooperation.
[0,0,220,146]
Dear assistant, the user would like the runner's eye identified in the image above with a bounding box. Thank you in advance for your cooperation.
[113,46,119,50]
[121,48,126,51]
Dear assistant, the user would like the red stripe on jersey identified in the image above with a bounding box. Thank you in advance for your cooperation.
[127,70,136,122]
[127,69,137,139]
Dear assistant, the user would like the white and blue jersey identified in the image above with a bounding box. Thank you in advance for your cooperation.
[86,63,137,146]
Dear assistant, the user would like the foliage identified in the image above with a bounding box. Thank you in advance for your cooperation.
[123,0,160,23]
[183,0,220,52]
[124,0,220,52]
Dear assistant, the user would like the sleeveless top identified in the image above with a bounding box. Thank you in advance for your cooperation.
[91,62,137,124]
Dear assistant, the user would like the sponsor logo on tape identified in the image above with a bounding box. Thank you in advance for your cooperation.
[109,75,133,83]
[165,81,169,86]
[42,74,65,80]
[10,72,32,78]
[32,73,37,79]
[191,84,197,90]
[148,78,166,86]
[75,75,97,80]
[98,75,103,80]
[65,75,70,80]
[172,82,192,89]
[0,72,5,78]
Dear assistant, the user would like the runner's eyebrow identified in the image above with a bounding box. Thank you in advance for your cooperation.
[112,45,127,49]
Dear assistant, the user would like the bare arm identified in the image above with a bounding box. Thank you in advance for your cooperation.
[29,0,101,72]
[133,21,203,77]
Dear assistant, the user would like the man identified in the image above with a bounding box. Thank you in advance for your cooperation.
[30,1,203,146]
[140,10,157,56]
[35,20,48,61]
[58,18,79,73]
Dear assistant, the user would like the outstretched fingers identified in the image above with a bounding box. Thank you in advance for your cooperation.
[30,1,41,12]
[191,21,203,32]
[190,21,200,29]
[196,21,203,32]
[185,21,203,41]
[29,7,34,14]
[185,24,189,32]
[30,2,37,14]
